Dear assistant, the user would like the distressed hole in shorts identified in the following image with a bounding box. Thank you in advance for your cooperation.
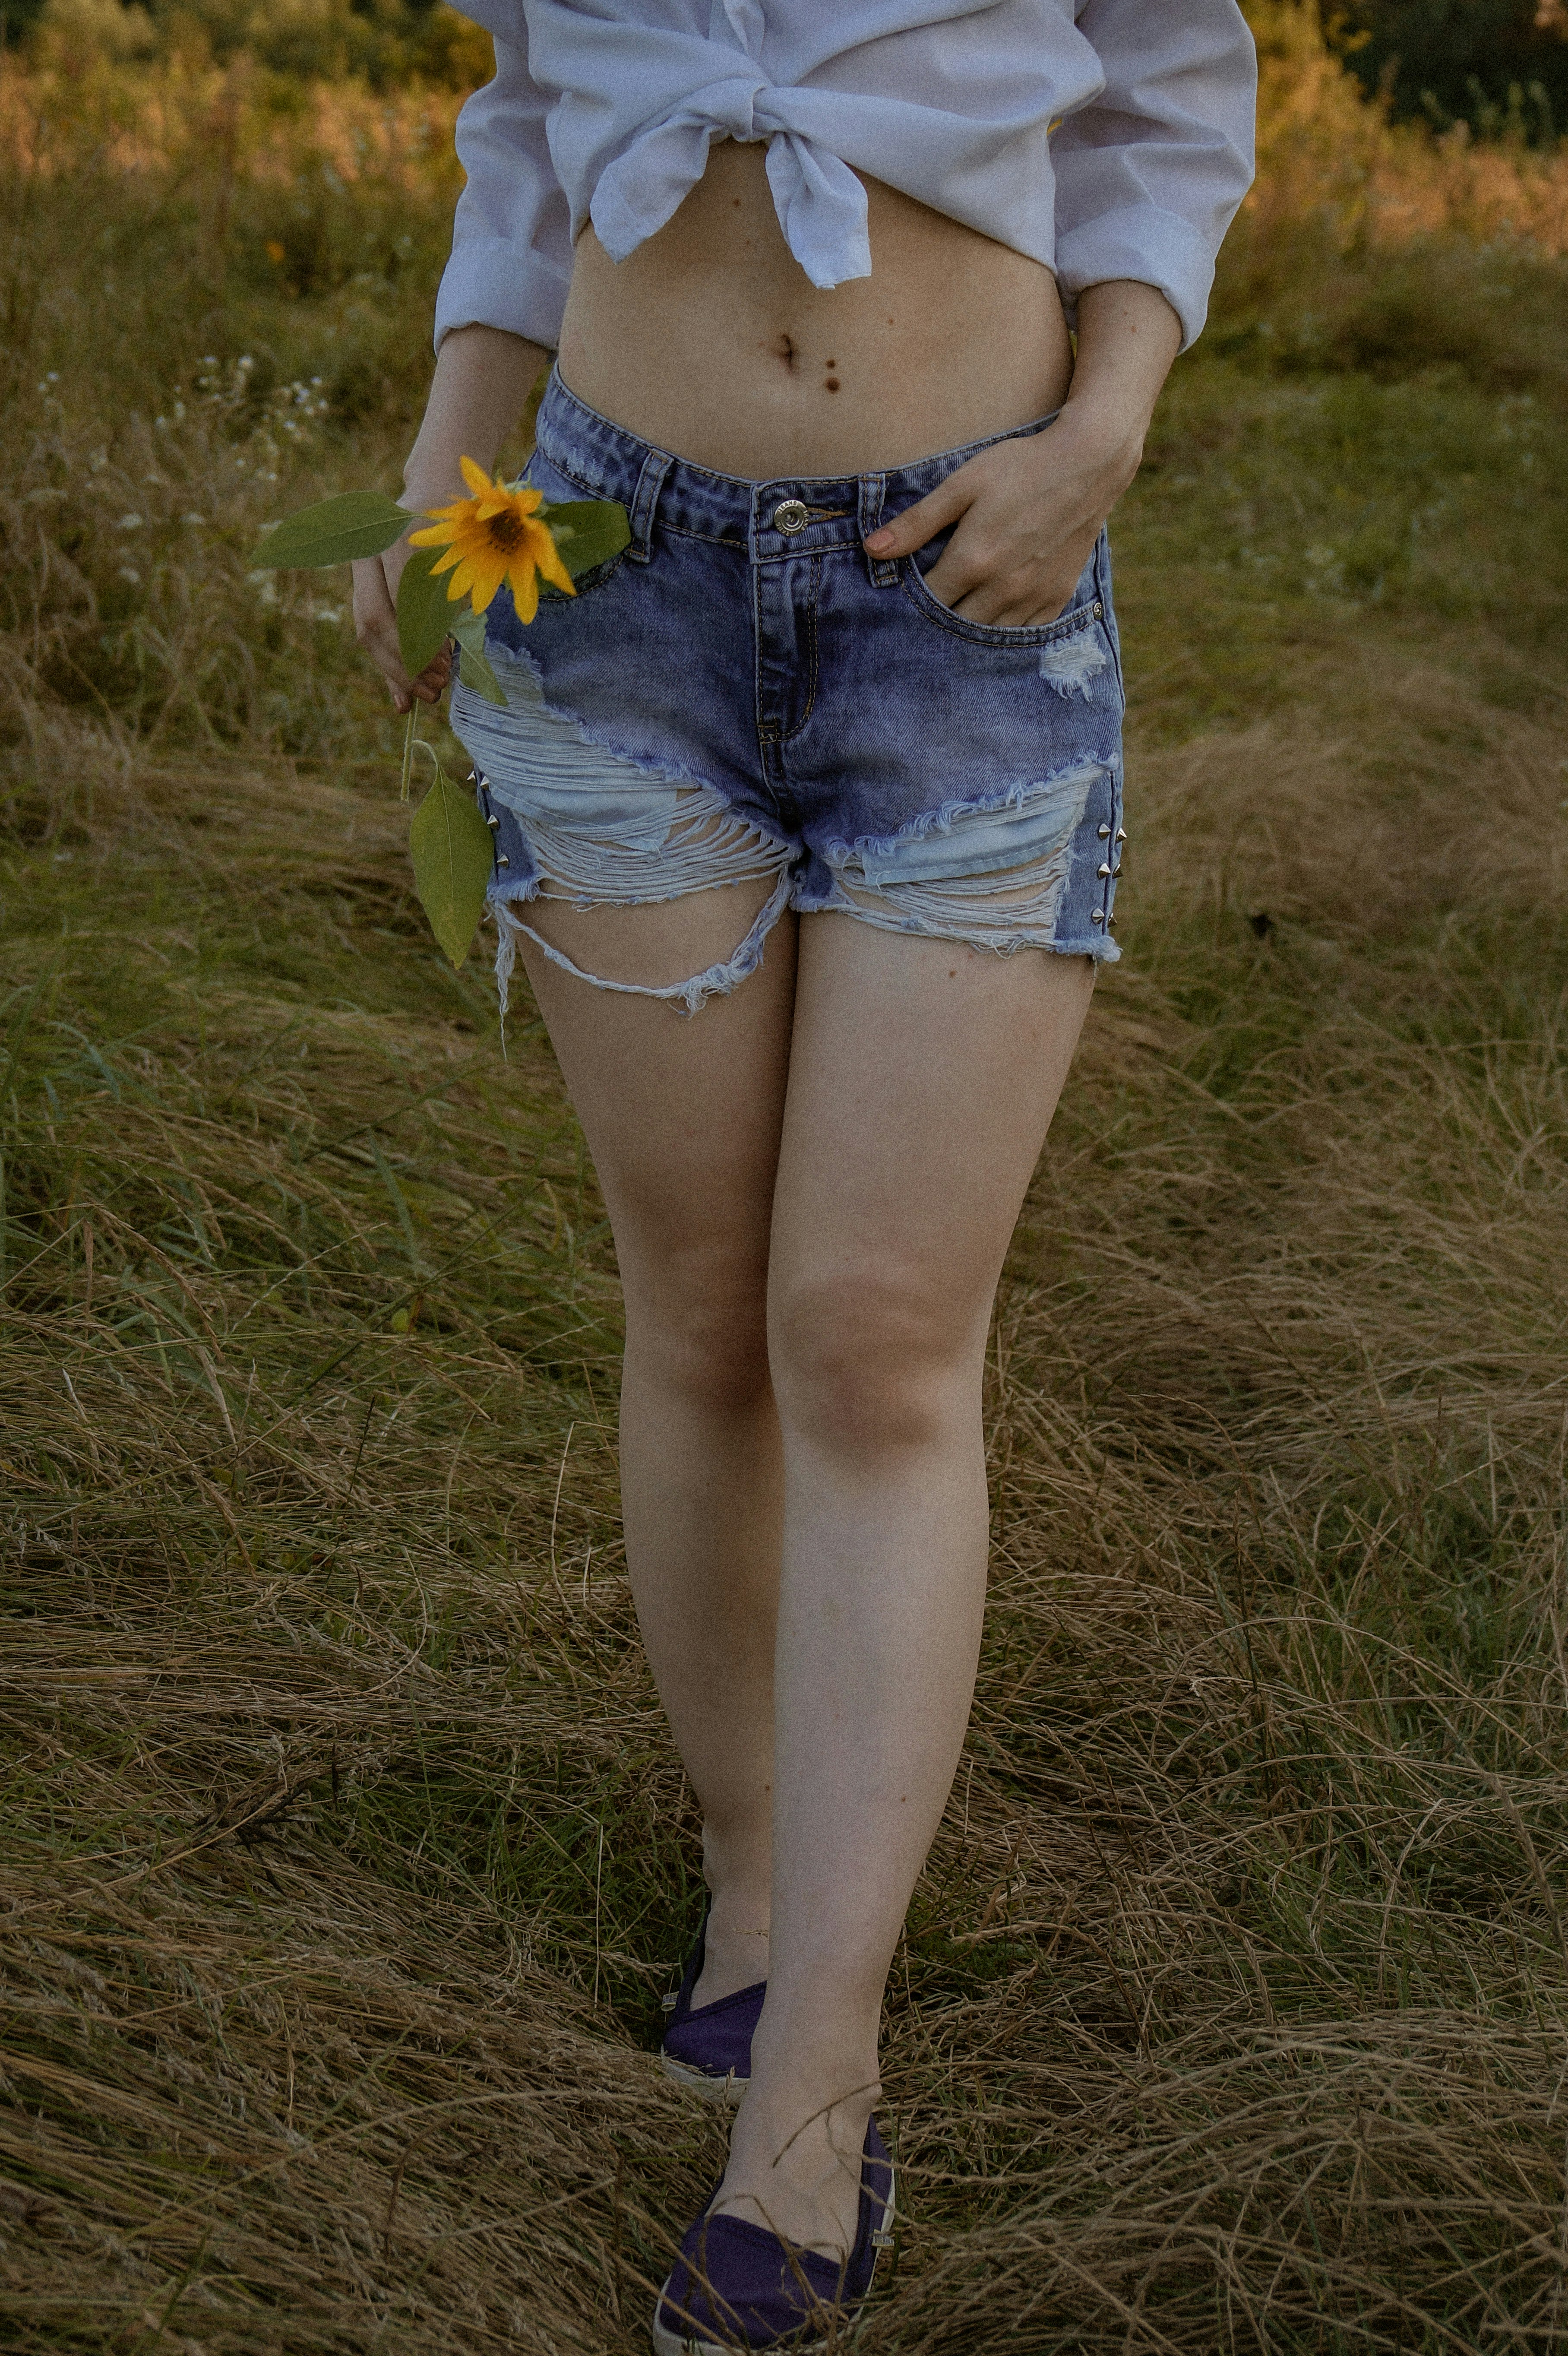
[451,647,795,1017]
[1037,627,1109,699]
[822,761,1103,954]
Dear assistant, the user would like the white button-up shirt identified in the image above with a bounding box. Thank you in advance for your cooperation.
[436,0,1256,356]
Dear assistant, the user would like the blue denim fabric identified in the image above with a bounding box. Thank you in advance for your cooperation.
[450,368,1127,1016]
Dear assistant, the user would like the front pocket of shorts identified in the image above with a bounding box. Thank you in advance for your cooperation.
[900,556,1105,651]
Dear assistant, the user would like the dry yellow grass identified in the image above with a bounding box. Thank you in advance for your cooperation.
[4,634,1567,2349]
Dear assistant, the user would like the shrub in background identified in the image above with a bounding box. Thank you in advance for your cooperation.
[16,0,492,89]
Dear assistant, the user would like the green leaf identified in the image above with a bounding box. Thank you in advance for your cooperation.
[408,766,495,971]
[397,543,461,678]
[538,499,631,580]
[449,608,506,706]
[254,491,409,569]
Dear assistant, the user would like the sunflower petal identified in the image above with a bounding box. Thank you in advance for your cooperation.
[535,536,577,599]
[510,561,540,625]
[520,517,576,597]
[467,559,512,614]
[459,455,494,497]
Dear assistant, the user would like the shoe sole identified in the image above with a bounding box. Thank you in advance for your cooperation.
[649,2167,896,2356]
[659,2054,750,2106]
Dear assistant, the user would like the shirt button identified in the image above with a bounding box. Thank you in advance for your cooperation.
[772,499,809,534]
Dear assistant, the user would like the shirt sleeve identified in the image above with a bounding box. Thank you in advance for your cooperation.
[1051,0,1256,352]
[433,30,574,354]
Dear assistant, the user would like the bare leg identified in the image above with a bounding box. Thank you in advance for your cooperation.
[713,917,1094,2253]
[513,884,797,2000]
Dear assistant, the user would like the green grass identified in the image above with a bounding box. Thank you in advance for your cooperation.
[3,95,1568,2356]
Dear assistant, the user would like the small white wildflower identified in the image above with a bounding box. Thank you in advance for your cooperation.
[117,513,144,530]
[181,513,205,526]
[118,564,141,584]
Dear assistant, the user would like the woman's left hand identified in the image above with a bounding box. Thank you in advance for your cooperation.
[863,279,1184,627]
[863,410,1141,628]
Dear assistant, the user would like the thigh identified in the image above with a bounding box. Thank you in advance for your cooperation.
[769,915,1094,1341]
[513,887,797,1319]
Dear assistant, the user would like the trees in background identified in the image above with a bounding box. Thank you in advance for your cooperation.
[1333,0,1568,138]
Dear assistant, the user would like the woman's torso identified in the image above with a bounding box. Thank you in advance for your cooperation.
[556,139,1074,481]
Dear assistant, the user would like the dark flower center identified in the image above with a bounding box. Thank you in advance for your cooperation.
[485,510,528,553]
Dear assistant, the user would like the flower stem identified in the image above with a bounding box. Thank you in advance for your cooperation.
[399,702,417,804]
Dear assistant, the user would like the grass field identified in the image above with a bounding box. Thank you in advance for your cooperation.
[3,6,1568,2350]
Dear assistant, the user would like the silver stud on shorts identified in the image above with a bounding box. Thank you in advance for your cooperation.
[772,499,809,535]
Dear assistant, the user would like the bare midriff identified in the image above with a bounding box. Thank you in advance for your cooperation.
[556,138,1074,481]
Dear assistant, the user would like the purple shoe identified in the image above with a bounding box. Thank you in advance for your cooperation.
[660,1906,766,2106]
[651,2116,895,2355]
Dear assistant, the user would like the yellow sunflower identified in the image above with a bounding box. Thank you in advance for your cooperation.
[408,456,575,624]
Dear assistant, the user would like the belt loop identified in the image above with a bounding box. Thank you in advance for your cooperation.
[858,472,898,586]
[626,448,673,564]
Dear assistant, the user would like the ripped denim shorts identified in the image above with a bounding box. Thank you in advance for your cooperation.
[450,368,1127,1017]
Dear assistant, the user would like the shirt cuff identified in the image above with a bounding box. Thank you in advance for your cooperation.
[433,237,571,355]
[1054,207,1217,353]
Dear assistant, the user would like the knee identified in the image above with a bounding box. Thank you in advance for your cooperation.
[626,1254,772,1414]
[768,1267,975,1454]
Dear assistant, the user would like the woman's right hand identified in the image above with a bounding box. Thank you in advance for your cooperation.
[351,326,550,711]
[352,524,452,715]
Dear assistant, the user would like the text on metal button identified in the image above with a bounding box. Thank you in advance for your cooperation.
[772,499,809,534]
